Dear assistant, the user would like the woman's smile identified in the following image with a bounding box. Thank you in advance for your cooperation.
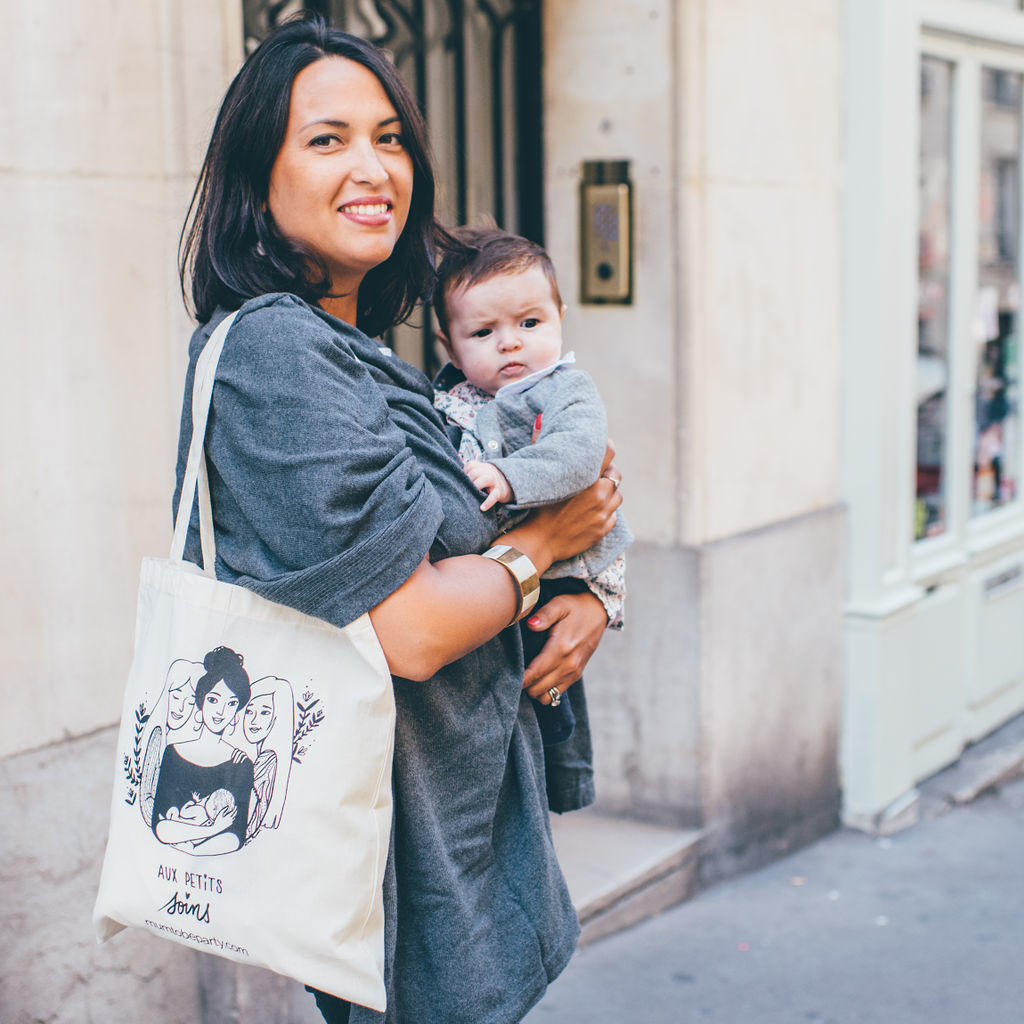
[337,195,394,225]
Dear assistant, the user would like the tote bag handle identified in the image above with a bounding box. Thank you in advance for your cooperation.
[169,310,240,574]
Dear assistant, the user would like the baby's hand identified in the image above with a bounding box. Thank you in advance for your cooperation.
[464,460,513,511]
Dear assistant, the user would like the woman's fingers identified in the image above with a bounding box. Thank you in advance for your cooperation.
[522,592,606,700]
[599,439,623,492]
[600,438,616,473]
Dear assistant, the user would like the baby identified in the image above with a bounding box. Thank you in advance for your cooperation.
[166,788,236,825]
[433,226,631,748]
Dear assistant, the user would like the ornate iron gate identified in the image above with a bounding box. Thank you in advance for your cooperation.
[243,0,544,372]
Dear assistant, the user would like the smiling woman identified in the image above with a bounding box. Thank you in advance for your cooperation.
[180,16,442,339]
[174,13,622,1024]
[266,57,414,319]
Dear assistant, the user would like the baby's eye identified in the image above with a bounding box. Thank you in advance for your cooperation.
[471,328,492,339]
[521,318,540,329]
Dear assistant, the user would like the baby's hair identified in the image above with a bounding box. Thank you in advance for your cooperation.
[205,789,236,817]
[434,225,563,337]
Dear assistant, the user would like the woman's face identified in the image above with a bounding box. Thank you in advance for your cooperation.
[200,680,240,735]
[167,682,194,729]
[267,56,414,299]
[243,693,275,744]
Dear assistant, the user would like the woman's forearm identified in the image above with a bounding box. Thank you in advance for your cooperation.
[368,553,529,681]
[154,817,227,844]
[369,464,621,682]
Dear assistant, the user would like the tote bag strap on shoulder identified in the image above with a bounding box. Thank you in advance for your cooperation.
[169,310,240,575]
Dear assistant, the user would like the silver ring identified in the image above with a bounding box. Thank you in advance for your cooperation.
[547,686,562,707]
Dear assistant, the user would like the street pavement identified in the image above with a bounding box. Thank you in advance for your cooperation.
[526,776,1024,1023]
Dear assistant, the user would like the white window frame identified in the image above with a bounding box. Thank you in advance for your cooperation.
[914,34,1024,576]
[913,3,1024,585]
[844,0,1024,616]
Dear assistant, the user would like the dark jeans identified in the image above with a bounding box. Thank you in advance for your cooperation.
[306,986,351,1024]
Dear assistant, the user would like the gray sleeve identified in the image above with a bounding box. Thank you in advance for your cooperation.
[488,371,608,508]
[199,297,443,629]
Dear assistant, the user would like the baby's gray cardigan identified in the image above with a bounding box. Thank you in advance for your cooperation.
[471,366,633,578]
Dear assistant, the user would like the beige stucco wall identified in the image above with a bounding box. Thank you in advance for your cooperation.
[545,0,843,843]
[0,0,240,761]
[543,0,681,545]
[544,0,839,552]
[686,0,841,543]
[0,3,243,1018]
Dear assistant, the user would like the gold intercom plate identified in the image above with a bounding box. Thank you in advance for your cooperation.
[580,182,632,303]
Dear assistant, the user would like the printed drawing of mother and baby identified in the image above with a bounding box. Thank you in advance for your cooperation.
[135,646,303,857]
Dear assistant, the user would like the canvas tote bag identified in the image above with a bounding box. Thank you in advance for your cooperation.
[93,311,395,1011]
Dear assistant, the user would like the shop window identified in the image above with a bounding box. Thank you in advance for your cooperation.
[974,68,1022,514]
[916,57,954,540]
[915,41,1024,545]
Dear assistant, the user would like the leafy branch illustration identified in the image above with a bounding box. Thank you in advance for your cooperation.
[292,689,325,764]
[123,703,150,805]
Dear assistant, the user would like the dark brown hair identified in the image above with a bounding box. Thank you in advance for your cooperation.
[180,13,458,337]
[433,225,563,337]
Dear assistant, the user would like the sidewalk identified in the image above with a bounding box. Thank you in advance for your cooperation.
[526,772,1024,1022]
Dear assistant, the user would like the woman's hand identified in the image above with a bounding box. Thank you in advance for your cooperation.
[212,804,238,829]
[522,591,608,703]
[504,442,623,568]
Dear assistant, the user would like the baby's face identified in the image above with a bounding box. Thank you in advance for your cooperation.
[443,265,565,396]
[174,801,208,823]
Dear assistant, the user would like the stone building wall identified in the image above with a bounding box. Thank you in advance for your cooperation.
[0,3,242,1019]
[544,0,844,873]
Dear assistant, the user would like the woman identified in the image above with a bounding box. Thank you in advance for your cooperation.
[241,675,294,839]
[175,14,622,1023]
[138,658,204,825]
[150,647,255,856]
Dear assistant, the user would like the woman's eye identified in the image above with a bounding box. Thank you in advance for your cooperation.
[521,318,540,329]
[378,131,405,147]
[309,134,340,148]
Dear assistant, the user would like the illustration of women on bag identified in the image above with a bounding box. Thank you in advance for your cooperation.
[150,647,255,856]
[241,676,294,840]
[137,658,206,826]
